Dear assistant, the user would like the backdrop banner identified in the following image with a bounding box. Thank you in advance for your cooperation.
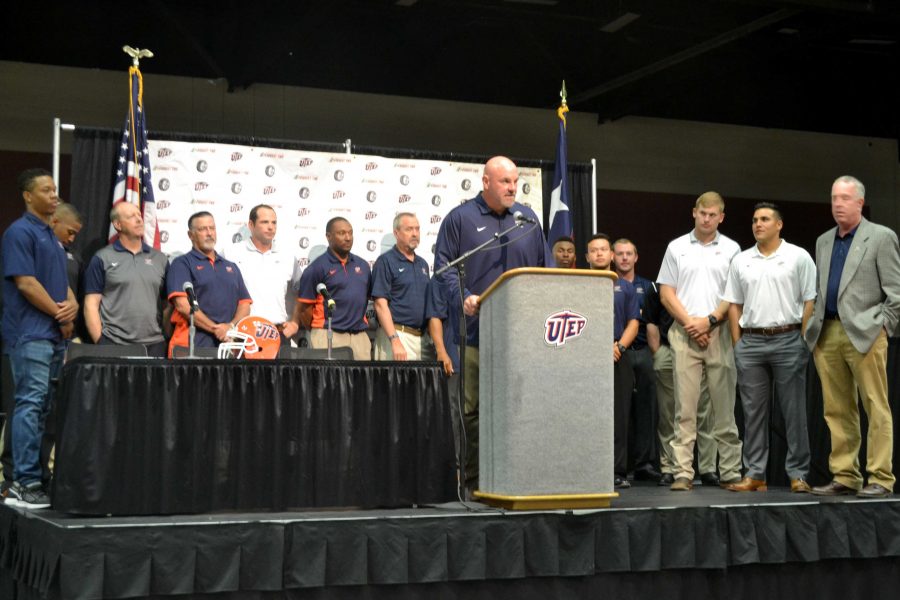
[149,140,544,272]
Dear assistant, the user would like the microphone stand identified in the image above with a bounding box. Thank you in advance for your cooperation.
[434,219,526,500]
[325,300,335,360]
[188,301,197,359]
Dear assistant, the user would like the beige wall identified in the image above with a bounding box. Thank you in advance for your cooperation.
[2,59,897,232]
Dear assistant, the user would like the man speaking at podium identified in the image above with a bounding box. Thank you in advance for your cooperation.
[433,156,552,494]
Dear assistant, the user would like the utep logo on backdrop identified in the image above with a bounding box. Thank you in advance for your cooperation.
[333,190,346,200]
[544,310,587,347]
[157,199,171,210]
[157,147,173,159]
[365,211,377,220]
[231,152,243,161]
[297,207,310,218]
[431,166,442,176]
[430,214,442,224]
[298,157,313,167]
[263,186,276,195]
[195,182,209,192]
[365,162,378,171]
[230,203,243,213]
[398,194,411,204]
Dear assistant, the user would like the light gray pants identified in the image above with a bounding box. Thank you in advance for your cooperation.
[734,331,811,480]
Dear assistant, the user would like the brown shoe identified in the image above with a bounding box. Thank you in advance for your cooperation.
[727,477,767,492]
[670,477,693,491]
[719,478,741,489]
[791,478,812,493]
[811,480,856,496]
[857,483,891,498]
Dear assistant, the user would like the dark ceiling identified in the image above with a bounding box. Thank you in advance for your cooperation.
[4,0,899,139]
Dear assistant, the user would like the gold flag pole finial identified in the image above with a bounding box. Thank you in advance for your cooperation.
[559,80,567,107]
[122,45,154,68]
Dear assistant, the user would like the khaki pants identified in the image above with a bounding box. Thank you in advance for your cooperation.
[373,329,434,361]
[813,321,893,491]
[309,329,372,361]
[653,345,717,476]
[463,346,479,490]
[669,324,742,481]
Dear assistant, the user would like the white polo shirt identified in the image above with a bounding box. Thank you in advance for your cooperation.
[722,239,816,328]
[657,230,740,316]
[223,239,301,324]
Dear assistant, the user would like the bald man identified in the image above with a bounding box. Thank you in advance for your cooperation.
[434,155,552,495]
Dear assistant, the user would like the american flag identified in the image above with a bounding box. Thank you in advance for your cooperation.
[110,65,160,248]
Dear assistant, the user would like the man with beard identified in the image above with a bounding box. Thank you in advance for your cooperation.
[294,217,372,360]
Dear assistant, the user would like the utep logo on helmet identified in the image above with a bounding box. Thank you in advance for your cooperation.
[254,320,279,340]
[544,310,587,347]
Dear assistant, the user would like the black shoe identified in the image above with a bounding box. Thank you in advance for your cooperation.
[699,472,720,487]
[658,473,675,486]
[614,475,631,489]
[633,465,662,482]
[6,481,50,509]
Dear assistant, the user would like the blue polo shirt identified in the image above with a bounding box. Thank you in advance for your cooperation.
[166,248,252,348]
[630,274,653,348]
[825,225,857,317]
[371,246,430,330]
[434,193,552,347]
[613,277,641,341]
[2,212,68,347]
[298,249,372,332]
[424,276,460,372]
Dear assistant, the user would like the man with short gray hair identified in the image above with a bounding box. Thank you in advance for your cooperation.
[83,201,169,357]
[806,175,900,498]
[372,213,433,360]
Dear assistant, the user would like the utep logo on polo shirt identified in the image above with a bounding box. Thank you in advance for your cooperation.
[544,310,587,347]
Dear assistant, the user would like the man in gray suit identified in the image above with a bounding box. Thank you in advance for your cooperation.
[805,175,900,499]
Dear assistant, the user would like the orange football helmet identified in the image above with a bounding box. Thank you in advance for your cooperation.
[218,315,281,359]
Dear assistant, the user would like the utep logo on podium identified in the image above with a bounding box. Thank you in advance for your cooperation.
[544,310,587,347]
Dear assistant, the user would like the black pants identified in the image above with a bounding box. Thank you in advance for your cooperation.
[627,346,658,470]
[613,351,635,477]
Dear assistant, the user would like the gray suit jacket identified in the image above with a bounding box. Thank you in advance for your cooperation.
[805,217,900,353]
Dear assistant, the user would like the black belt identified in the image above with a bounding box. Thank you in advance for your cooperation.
[741,324,801,336]
[332,329,366,335]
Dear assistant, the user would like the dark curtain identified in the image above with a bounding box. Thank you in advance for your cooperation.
[69,128,121,262]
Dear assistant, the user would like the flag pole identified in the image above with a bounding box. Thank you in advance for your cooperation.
[122,45,154,67]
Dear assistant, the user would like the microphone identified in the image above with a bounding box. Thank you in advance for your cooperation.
[513,210,537,225]
[183,281,200,312]
[316,283,336,310]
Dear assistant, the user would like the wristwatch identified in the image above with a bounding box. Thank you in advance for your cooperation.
[388,332,400,340]
[708,315,718,328]
[616,342,626,354]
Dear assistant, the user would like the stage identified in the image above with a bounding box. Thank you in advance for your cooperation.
[3,480,900,600]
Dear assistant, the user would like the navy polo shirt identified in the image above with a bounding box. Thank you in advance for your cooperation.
[424,277,460,372]
[630,274,653,348]
[2,212,68,347]
[613,277,641,341]
[371,246,430,330]
[825,225,857,317]
[166,248,251,347]
[434,193,552,347]
[298,250,372,332]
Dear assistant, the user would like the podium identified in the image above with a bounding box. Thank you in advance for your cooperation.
[473,268,618,510]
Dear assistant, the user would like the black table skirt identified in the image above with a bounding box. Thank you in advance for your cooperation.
[51,358,457,515]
